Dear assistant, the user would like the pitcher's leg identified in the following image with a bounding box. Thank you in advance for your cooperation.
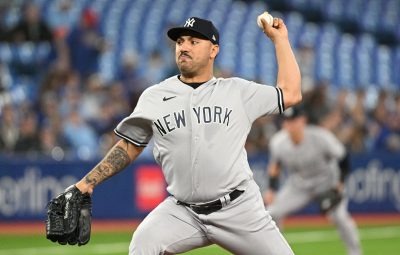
[327,198,362,255]
[213,215,294,255]
[207,180,294,255]
[129,197,211,255]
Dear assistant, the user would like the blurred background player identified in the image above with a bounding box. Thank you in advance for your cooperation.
[264,105,362,255]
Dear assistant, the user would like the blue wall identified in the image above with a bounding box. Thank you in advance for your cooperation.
[0,153,399,221]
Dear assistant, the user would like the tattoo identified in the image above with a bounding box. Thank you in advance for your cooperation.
[84,144,131,186]
[105,146,130,170]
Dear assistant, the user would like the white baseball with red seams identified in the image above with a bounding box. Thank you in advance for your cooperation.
[257,11,274,28]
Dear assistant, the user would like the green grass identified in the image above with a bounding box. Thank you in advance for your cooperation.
[1,225,399,255]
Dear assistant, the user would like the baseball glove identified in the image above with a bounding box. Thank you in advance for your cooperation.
[315,188,342,214]
[46,185,92,246]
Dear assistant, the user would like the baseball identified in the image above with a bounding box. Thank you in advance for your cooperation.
[257,11,273,29]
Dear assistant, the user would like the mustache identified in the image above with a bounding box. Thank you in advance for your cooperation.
[179,52,191,59]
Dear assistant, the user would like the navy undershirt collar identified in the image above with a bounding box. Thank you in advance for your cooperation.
[178,75,205,89]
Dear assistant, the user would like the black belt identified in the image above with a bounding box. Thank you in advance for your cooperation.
[177,189,244,215]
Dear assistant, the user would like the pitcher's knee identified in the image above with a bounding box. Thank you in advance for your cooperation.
[329,208,349,223]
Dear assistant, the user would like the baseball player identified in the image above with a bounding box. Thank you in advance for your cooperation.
[264,105,362,255]
[73,16,301,254]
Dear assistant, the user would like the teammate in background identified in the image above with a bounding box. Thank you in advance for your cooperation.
[264,105,362,255]
[74,16,301,254]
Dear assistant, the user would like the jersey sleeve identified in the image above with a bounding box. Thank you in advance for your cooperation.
[317,128,345,160]
[237,78,284,123]
[114,91,153,147]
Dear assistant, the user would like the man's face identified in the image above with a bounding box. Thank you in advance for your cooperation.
[175,34,218,77]
[283,116,306,134]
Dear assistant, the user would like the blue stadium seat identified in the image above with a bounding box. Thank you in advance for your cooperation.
[120,0,147,53]
[207,0,232,29]
[380,0,400,33]
[186,0,211,18]
[2,0,399,93]
[360,0,381,32]
[395,47,400,87]
[285,12,305,47]
[141,0,169,53]
[324,0,344,22]
[355,46,373,87]
[374,45,394,89]
[298,22,320,48]
[14,43,36,64]
[0,44,13,64]
[166,0,189,24]
[335,34,356,88]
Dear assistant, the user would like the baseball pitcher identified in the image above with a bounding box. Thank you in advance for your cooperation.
[46,16,301,255]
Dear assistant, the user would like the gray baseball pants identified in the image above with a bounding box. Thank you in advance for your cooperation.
[129,180,294,255]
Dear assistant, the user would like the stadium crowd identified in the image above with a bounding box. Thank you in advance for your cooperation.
[0,1,399,161]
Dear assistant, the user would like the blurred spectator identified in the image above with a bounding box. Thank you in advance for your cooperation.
[39,92,59,121]
[89,103,115,136]
[296,44,315,92]
[160,24,180,78]
[0,3,11,42]
[349,89,367,125]
[8,2,53,43]
[98,132,118,153]
[66,8,107,78]
[372,90,389,126]
[117,51,150,109]
[348,89,369,152]
[58,71,82,117]
[108,81,130,118]
[0,0,398,159]
[384,119,400,152]
[4,3,54,81]
[63,110,98,160]
[39,126,56,154]
[47,0,77,39]
[373,92,400,152]
[80,73,104,123]
[303,81,331,124]
[246,116,277,157]
[319,108,343,133]
[38,60,71,101]
[39,121,69,159]
[118,51,148,94]
[0,104,19,153]
[38,93,70,153]
[14,111,40,154]
[144,50,169,85]
[0,63,12,92]
[83,80,130,136]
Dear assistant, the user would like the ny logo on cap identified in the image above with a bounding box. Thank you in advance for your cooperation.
[184,18,196,28]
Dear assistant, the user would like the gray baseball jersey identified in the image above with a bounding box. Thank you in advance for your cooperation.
[115,75,284,203]
[269,125,345,191]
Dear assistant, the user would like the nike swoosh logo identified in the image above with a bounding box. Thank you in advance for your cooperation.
[163,96,177,101]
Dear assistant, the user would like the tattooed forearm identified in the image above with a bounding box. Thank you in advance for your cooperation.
[105,146,130,170]
[84,145,131,187]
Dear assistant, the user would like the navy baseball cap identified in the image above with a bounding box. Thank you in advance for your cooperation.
[283,105,306,119]
[167,17,219,45]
